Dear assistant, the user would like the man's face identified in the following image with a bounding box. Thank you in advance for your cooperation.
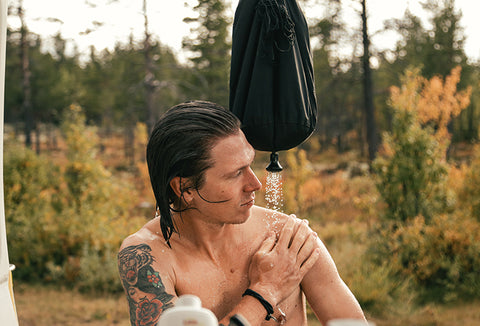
[190,130,262,225]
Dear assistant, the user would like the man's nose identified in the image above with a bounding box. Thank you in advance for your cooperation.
[245,167,262,192]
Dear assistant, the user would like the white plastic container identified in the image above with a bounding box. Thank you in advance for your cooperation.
[157,294,218,326]
[327,319,376,326]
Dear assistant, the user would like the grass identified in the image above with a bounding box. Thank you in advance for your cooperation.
[13,284,480,325]
[369,301,480,326]
[13,284,130,326]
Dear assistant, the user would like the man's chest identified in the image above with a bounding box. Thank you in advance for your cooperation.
[174,263,305,326]
[174,257,251,319]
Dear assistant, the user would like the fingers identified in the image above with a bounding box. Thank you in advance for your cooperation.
[276,215,320,273]
[299,246,321,276]
[268,214,319,268]
[257,231,277,255]
[289,219,312,253]
[248,215,321,304]
[296,230,319,267]
[276,216,296,249]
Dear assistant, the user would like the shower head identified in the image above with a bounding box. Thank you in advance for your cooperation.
[266,152,283,172]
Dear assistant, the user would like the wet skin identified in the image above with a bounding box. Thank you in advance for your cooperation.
[118,131,366,326]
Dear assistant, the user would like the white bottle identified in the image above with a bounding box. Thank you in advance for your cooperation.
[327,319,376,326]
[157,294,218,326]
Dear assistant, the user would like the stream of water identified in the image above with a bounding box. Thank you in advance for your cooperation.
[265,171,284,212]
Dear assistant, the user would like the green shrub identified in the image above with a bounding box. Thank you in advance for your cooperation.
[5,105,144,292]
[372,83,452,223]
[369,67,479,303]
[458,144,480,221]
[367,214,480,302]
[4,141,63,281]
[319,222,416,317]
[373,119,452,223]
[374,67,470,224]
[77,243,123,293]
[346,259,416,317]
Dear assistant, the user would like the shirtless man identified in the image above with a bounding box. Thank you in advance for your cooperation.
[118,101,366,326]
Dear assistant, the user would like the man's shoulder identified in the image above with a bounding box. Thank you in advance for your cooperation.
[251,205,289,232]
[117,219,177,298]
[118,217,170,258]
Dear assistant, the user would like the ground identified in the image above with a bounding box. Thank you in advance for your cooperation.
[13,284,480,326]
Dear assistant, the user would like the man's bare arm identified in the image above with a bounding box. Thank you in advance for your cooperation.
[118,244,175,326]
[301,236,366,325]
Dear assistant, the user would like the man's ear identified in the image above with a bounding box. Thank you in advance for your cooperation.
[169,177,194,202]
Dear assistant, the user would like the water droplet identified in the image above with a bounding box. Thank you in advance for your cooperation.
[265,171,284,227]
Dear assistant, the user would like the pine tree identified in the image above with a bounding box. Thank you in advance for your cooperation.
[182,0,231,107]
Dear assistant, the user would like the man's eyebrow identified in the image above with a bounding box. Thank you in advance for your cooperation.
[223,150,256,176]
[238,163,251,171]
[223,164,248,177]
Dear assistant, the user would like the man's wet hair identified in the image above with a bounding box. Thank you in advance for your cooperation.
[146,100,241,247]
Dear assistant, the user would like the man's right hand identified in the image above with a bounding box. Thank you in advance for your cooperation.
[247,215,321,306]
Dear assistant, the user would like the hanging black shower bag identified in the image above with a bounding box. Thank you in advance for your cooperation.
[229,0,317,152]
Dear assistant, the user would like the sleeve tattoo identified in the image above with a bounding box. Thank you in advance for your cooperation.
[118,244,174,326]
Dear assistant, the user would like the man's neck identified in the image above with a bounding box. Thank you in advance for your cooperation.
[172,212,240,261]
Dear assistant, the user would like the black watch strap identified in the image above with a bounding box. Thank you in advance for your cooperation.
[242,288,277,321]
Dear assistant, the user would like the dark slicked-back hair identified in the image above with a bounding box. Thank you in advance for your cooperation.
[146,100,241,247]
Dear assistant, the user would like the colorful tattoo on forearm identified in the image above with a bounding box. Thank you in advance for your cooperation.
[118,244,174,326]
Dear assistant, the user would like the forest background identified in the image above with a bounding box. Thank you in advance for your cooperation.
[4,0,480,325]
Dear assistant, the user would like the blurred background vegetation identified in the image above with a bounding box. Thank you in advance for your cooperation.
[4,0,480,325]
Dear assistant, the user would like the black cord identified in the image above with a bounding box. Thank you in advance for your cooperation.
[230,314,249,326]
[242,289,277,321]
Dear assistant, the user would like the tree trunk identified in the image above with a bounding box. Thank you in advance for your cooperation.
[361,0,378,162]
[143,0,156,134]
[19,1,33,149]
[35,123,40,154]
[467,103,476,140]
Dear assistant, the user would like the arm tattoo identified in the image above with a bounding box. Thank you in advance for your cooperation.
[118,244,174,326]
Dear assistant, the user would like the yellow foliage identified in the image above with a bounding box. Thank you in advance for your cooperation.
[283,148,314,213]
[390,66,471,144]
[457,143,480,220]
[5,107,145,292]
[447,164,468,198]
[378,213,480,300]
[137,161,155,204]
[135,122,149,162]
[418,66,472,139]
[135,122,148,146]
[375,67,471,223]
[282,148,357,217]
[389,68,423,114]
[299,177,324,212]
